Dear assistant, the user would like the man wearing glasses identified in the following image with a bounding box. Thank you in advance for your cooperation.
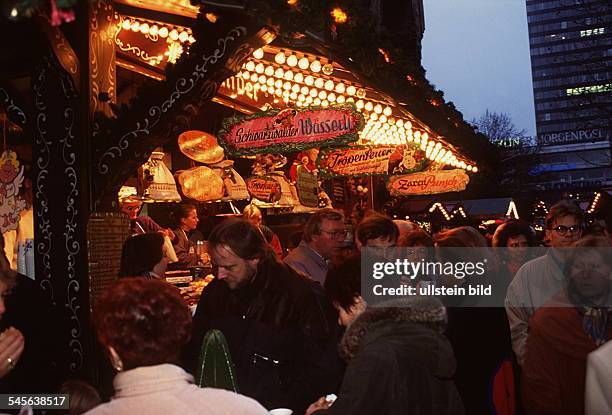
[285,209,346,285]
[505,201,584,364]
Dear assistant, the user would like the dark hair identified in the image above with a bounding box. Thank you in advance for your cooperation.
[356,214,398,246]
[324,255,361,310]
[303,209,344,243]
[397,229,434,248]
[566,235,612,271]
[492,219,535,248]
[545,201,584,230]
[118,233,164,277]
[60,380,101,415]
[208,218,271,261]
[172,203,197,226]
[434,226,487,248]
[94,278,192,370]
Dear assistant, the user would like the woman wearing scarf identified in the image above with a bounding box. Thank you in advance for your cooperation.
[522,235,612,415]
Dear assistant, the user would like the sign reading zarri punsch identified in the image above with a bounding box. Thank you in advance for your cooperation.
[317,145,428,178]
[217,104,364,156]
[387,169,469,196]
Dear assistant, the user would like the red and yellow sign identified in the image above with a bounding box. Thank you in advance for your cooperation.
[246,176,282,203]
[387,169,470,196]
[317,145,427,178]
[217,105,363,156]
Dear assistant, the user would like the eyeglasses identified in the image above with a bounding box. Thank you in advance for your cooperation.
[320,229,348,239]
[552,225,582,235]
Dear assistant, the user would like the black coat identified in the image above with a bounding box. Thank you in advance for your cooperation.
[319,303,464,415]
[185,257,341,413]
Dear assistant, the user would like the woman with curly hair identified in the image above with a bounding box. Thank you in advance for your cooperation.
[492,219,536,280]
[87,278,267,415]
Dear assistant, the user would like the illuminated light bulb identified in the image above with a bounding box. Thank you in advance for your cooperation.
[298,57,310,70]
[309,89,318,98]
[283,82,292,90]
[466,165,473,171]
[356,88,366,98]
[370,113,378,120]
[356,100,364,109]
[291,83,300,93]
[246,61,255,71]
[122,20,131,30]
[298,94,306,101]
[255,63,264,74]
[396,119,404,127]
[150,25,159,35]
[305,76,314,86]
[427,141,435,148]
[305,96,313,104]
[274,68,284,78]
[335,83,345,94]
[314,98,321,105]
[346,97,355,102]
[282,90,290,98]
[179,31,188,42]
[301,86,309,95]
[253,48,264,59]
[159,27,169,38]
[404,121,412,129]
[379,115,387,123]
[290,92,298,100]
[140,23,150,34]
[337,95,345,103]
[250,74,258,82]
[267,78,274,87]
[310,60,322,73]
[189,36,196,43]
[364,101,373,112]
[258,75,266,84]
[260,85,268,92]
[274,79,283,88]
[473,167,478,173]
[460,162,467,169]
[324,80,334,91]
[321,100,329,107]
[383,106,392,116]
[374,104,383,114]
[422,132,429,141]
[346,85,356,96]
[130,21,140,31]
[275,52,286,64]
[240,71,250,79]
[314,78,324,89]
[318,90,327,100]
[287,55,298,67]
[170,29,179,40]
[284,70,294,81]
[327,93,336,102]
[265,66,274,76]
[289,73,301,84]
[295,101,302,107]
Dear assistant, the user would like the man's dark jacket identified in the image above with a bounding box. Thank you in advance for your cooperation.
[185,256,341,413]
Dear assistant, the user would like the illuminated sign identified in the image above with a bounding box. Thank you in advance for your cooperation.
[387,169,470,196]
[537,128,608,146]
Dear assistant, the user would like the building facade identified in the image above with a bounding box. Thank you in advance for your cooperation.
[526,0,611,193]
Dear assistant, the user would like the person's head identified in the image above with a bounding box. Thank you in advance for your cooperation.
[434,226,488,248]
[119,233,168,277]
[545,201,584,247]
[94,278,192,371]
[120,200,143,220]
[324,255,366,326]
[397,229,435,262]
[243,204,263,227]
[492,219,535,262]
[60,380,102,415]
[175,203,199,231]
[393,219,419,240]
[355,214,398,250]
[303,209,346,259]
[566,236,612,305]
[207,219,271,290]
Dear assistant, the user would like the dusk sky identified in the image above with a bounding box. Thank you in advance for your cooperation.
[421,0,537,137]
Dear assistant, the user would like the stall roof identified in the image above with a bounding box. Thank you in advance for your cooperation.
[444,198,516,218]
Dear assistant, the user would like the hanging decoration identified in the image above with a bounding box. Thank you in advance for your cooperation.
[210,160,249,201]
[178,130,225,164]
[387,169,469,196]
[0,150,27,233]
[177,166,224,202]
[317,145,427,178]
[295,162,319,207]
[289,149,319,183]
[246,176,282,203]
[139,152,182,202]
[217,104,364,156]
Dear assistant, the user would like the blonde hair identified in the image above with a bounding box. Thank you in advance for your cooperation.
[243,204,262,221]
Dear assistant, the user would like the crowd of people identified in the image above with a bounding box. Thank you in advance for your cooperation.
[0,200,611,415]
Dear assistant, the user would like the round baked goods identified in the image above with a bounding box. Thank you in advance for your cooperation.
[178,130,225,164]
[177,166,224,202]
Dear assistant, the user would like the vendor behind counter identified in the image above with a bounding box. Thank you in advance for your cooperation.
[169,203,210,269]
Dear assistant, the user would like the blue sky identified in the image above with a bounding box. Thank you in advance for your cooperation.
[421,0,536,136]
